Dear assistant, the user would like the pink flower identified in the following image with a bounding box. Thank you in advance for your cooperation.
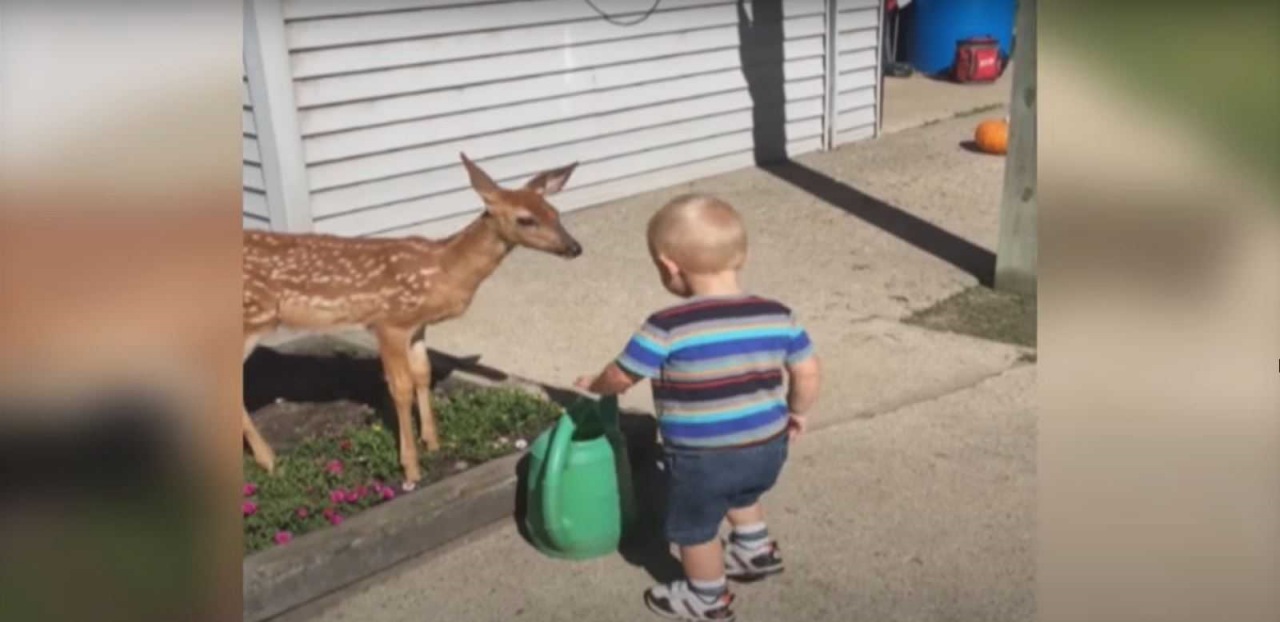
[343,490,359,504]
[379,486,396,501]
[295,507,309,519]
[324,459,344,476]
[274,531,293,545]
[329,489,347,505]
[242,501,257,517]
[355,485,369,500]
[322,507,338,520]
[242,483,258,497]
[327,513,344,526]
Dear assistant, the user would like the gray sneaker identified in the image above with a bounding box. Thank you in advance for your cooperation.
[644,580,736,621]
[724,539,784,582]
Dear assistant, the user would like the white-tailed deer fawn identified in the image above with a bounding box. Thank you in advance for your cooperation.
[242,153,581,486]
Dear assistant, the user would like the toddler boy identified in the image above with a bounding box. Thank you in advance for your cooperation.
[576,193,822,621]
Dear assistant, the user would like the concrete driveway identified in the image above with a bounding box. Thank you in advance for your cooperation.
[306,110,1035,621]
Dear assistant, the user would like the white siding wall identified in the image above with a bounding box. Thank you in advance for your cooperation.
[832,0,881,145]
[279,0,836,239]
[243,69,271,230]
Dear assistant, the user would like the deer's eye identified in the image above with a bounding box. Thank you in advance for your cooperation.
[516,216,538,228]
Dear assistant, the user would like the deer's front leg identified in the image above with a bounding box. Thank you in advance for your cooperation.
[376,327,422,487]
[242,410,276,474]
[409,340,441,452]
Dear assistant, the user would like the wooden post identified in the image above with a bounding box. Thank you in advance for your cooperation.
[994,0,1036,296]
[243,0,312,233]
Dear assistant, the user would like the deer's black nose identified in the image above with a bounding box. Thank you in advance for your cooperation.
[564,241,583,258]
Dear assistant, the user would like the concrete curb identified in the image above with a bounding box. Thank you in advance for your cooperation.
[810,360,1033,434]
[243,451,522,622]
[243,336,584,622]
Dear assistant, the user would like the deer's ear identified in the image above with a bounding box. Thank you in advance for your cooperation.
[524,161,578,196]
[460,153,502,202]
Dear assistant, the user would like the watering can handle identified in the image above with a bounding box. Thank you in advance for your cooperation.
[540,409,577,548]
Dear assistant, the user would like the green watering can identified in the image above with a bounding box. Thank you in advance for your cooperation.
[524,396,636,560]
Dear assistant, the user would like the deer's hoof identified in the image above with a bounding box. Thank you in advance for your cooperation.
[402,464,422,490]
[255,455,276,475]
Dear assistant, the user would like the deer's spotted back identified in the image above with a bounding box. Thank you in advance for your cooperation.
[242,231,444,329]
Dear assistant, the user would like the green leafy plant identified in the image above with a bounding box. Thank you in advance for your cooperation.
[437,387,563,462]
[242,387,560,554]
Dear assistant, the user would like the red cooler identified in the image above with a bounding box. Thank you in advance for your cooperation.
[953,36,1003,83]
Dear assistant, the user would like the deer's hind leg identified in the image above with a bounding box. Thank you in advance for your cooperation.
[375,325,423,487]
[242,332,276,473]
[408,339,441,452]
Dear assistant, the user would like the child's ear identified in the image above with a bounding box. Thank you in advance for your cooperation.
[656,254,681,278]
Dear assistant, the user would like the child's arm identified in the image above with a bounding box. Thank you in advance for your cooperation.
[577,317,670,396]
[786,355,822,415]
[576,363,639,396]
[783,313,820,438]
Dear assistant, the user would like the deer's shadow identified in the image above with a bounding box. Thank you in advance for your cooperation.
[242,337,466,447]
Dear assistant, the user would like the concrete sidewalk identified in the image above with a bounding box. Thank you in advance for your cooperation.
[881,66,1013,136]
[308,111,1034,621]
[314,365,1035,622]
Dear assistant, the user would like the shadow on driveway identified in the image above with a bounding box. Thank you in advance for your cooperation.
[735,0,996,286]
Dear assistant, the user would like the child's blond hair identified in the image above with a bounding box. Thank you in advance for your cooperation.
[647,194,747,274]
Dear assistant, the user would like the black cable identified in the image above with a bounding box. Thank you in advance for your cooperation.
[583,0,662,27]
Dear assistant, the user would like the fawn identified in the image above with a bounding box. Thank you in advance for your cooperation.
[242,153,582,486]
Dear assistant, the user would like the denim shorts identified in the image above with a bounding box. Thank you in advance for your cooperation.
[662,432,789,546]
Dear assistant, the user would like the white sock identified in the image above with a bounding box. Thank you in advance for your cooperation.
[731,522,770,550]
[688,576,727,602]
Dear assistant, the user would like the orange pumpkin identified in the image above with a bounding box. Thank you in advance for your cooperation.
[974,119,1009,155]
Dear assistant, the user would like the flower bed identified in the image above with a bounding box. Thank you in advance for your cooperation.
[242,386,559,555]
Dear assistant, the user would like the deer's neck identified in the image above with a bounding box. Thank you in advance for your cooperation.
[438,214,514,292]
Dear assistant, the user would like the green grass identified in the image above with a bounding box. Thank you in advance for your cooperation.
[905,286,1037,348]
[1052,3,1279,190]
[242,387,560,554]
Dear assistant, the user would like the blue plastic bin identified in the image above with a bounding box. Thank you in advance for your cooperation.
[904,0,1016,76]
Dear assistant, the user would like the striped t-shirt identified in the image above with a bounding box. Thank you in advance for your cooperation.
[615,294,815,450]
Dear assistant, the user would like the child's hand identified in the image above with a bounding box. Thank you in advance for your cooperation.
[787,413,808,441]
[574,364,637,396]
